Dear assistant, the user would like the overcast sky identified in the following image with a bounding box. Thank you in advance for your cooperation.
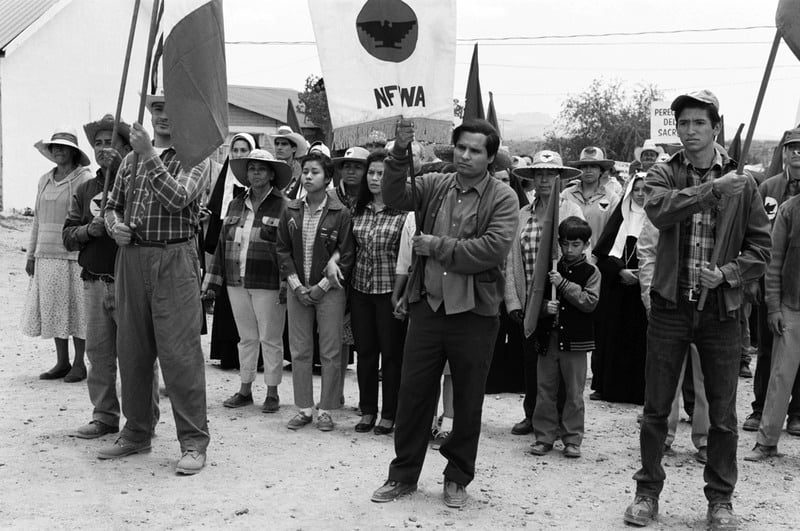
[223,0,798,140]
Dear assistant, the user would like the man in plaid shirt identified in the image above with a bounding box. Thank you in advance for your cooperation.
[101,92,210,475]
[623,90,770,529]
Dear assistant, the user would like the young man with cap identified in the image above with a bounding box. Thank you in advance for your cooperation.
[271,125,308,200]
[623,89,770,529]
[371,118,519,508]
[101,92,211,475]
[743,127,800,448]
[63,114,161,439]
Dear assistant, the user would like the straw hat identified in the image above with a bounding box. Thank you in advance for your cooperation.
[83,114,131,147]
[230,149,292,188]
[569,146,615,171]
[634,139,665,161]
[513,150,581,180]
[35,127,91,166]
[269,126,308,158]
[145,88,165,110]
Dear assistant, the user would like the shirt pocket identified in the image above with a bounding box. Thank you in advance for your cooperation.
[223,216,240,240]
[260,215,280,242]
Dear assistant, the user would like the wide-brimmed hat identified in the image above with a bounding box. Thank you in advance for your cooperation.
[364,129,388,148]
[332,146,369,168]
[569,146,615,171]
[35,127,91,166]
[269,126,308,158]
[634,139,665,161]
[83,114,131,147]
[145,88,165,110]
[493,147,513,172]
[670,89,719,113]
[513,150,582,180]
[230,149,292,189]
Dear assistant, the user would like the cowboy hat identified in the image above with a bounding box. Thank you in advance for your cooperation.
[83,114,132,147]
[230,149,292,189]
[145,89,165,110]
[513,150,582,180]
[569,146,615,171]
[332,146,370,167]
[35,127,91,167]
[269,126,308,158]
[634,139,665,162]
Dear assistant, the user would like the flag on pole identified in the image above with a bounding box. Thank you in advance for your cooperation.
[523,179,561,338]
[286,98,303,133]
[464,43,485,120]
[487,91,499,135]
[727,122,745,164]
[717,115,726,149]
[155,0,228,168]
[308,0,456,149]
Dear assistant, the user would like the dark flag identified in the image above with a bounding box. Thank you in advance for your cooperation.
[286,98,303,133]
[718,115,726,149]
[487,91,500,136]
[728,122,745,164]
[464,43,485,120]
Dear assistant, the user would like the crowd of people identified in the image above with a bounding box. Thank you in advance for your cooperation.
[19,87,800,529]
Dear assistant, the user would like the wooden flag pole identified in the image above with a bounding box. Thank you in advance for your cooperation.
[551,178,561,301]
[100,0,141,212]
[124,0,162,225]
[697,29,782,311]
[407,141,420,236]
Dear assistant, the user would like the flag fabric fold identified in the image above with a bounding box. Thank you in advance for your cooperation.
[158,0,229,168]
[486,91,499,135]
[308,0,456,149]
[286,98,303,133]
[464,43,485,121]
[727,122,745,165]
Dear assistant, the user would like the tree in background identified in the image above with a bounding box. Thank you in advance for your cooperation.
[297,75,332,145]
[544,79,662,162]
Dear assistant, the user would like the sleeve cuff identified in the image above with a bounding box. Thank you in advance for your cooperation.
[287,274,301,290]
[318,278,331,292]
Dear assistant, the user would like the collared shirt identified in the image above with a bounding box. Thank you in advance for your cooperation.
[561,181,619,249]
[352,202,407,294]
[285,194,332,291]
[680,155,721,290]
[237,189,272,278]
[425,174,489,313]
[106,146,209,241]
[395,212,416,275]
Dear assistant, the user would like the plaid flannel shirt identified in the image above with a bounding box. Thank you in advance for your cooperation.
[105,147,209,241]
[203,187,286,292]
[352,203,407,294]
[680,159,720,290]
[520,206,543,289]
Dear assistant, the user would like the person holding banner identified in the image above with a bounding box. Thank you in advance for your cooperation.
[371,118,518,508]
[100,93,211,475]
[623,90,771,529]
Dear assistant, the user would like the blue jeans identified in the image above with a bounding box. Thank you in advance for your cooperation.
[634,291,740,504]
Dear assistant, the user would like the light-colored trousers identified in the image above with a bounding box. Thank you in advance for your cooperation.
[665,344,709,450]
[227,285,285,387]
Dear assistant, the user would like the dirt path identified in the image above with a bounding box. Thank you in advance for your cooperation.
[0,214,798,530]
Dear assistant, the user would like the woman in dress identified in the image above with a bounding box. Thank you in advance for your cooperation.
[349,150,409,434]
[23,128,93,382]
[591,174,648,405]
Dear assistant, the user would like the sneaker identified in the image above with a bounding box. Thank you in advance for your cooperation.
[176,449,206,475]
[742,412,761,432]
[529,441,553,456]
[563,443,581,458]
[317,412,335,432]
[739,363,753,378]
[287,411,313,430]
[706,502,737,530]
[443,479,468,508]
[371,479,417,503]
[623,495,658,527]
[75,420,119,439]
[511,418,533,435]
[743,443,777,462]
[222,392,253,408]
[261,395,280,413]
[431,430,449,450]
[786,417,800,437]
[695,446,708,464]
[97,437,151,460]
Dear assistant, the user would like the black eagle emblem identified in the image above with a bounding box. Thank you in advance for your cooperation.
[357,19,416,50]
[356,0,418,63]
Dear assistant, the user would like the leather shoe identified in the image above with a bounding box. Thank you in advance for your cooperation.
[563,443,581,458]
[261,395,279,413]
[176,449,206,475]
[371,479,417,503]
[443,479,468,508]
[529,441,553,456]
[374,422,394,435]
[63,365,87,383]
[355,415,376,433]
[739,363,753,378]
[743,443,777,462]
[511,418,533,435]
[75,420,118,439]
[223,392,253,408]
[623,495,658,526]
[39,364,71,380]
[695,446,708,464]
[97,437,151,460]
[707,502,737,530]
[742,412,760,432]
[589,391,603,401]
[786,417,800,436]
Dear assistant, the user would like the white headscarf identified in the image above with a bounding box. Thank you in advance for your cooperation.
[609,174,646,259]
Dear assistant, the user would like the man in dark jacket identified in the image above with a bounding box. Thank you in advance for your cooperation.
[623,90,771,529]
[371,119,519,508]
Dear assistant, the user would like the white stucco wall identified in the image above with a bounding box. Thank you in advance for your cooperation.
[1,0,155,211]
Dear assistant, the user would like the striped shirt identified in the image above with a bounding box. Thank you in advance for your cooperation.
[285,195,331,291]
[352,203,407,294]
[680,160,720,290]
[106,147,210,241]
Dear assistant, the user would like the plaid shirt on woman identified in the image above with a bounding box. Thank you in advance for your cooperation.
[680,157,720,291]
[106,147,209,241]
[352,203,407,294]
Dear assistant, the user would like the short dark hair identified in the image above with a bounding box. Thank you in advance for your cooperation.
[451,119,500,159]
[355,149,389,215]
[673,102,721,128]
[301,151,334,181]
[558,216,592,243]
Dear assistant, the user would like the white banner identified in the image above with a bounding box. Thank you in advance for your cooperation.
[650,100,680,143]
[308,0,456,148]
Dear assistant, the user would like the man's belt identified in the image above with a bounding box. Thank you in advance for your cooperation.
[133,236,193,248]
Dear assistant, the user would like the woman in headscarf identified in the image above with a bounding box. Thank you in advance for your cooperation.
[22,128,93,382]
[591,173,648,405]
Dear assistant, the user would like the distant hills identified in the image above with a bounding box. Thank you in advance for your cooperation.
[496,112,553,141]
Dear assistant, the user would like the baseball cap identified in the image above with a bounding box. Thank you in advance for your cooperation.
[783,128,800,146]
[670,89,719,113]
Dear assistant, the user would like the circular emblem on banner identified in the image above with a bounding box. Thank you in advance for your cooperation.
[356,0,418,63]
